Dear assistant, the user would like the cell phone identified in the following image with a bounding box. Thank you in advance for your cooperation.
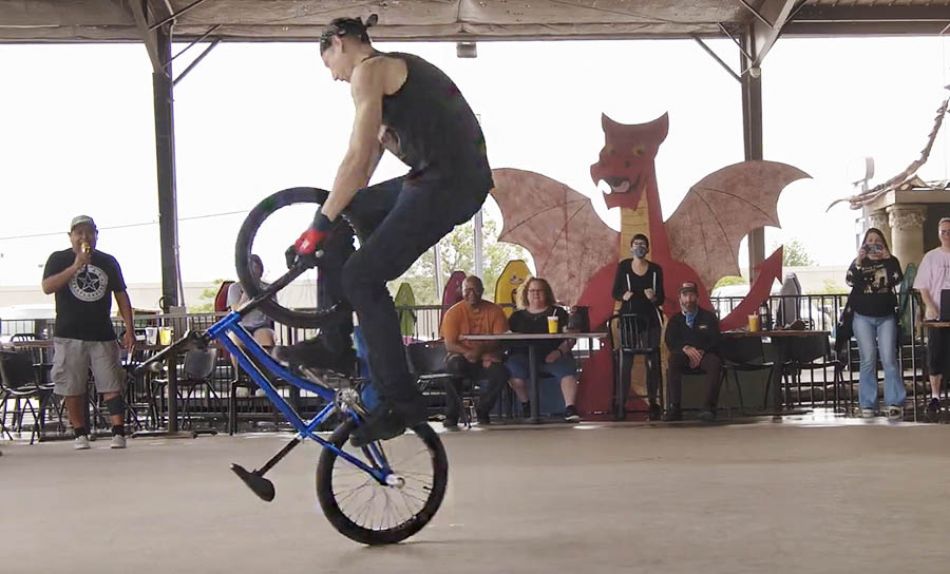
[864,244,883,254]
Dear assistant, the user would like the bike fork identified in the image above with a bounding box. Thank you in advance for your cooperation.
[230,437,302,502]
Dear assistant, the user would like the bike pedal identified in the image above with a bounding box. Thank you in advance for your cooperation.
[230,463,275,502]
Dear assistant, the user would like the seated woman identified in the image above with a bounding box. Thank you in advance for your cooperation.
[506,277,580,422]
[227,254,276,394]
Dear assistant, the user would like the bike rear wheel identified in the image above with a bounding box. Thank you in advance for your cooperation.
[316,419,448,545]
[235,186,330,328]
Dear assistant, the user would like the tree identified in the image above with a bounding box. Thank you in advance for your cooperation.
[773,239,815,267]
[190,279,227,313]
[390,213,530,304]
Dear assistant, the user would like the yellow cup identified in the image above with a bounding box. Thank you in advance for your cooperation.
[748,314,761,332]
[159,326,173,346]
[547,316,559,334]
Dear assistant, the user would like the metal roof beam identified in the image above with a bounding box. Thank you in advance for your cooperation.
[745,0,802,67]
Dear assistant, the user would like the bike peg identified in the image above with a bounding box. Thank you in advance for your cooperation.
[230,463,276,502]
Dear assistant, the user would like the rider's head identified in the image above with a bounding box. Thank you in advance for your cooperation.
[319,14,378,82]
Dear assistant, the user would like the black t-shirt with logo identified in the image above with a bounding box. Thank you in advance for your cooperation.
[43,248,127,341]
[508,306,570,356]
[846,256,903,317]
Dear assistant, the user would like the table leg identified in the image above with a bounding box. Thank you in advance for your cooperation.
[528,345,540,424]
[167,352,178,433]
[772,339,787,421]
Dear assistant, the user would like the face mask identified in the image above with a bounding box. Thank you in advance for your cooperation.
[632,246,648,258]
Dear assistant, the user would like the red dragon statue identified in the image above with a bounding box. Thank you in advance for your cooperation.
[490,112,809,416]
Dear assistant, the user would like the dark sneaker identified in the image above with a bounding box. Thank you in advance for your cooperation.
[698,409,717,423]
[476,411,491,426]
[886,406,903,422]
[926,398,940,421]
[564,405,581,423]
[662,408,682,422]
[273,337,356,377]
[648,403,663,421]
[350,400,427,447]
[520,401,531,419]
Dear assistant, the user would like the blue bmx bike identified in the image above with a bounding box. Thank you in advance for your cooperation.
[137,187,448,545]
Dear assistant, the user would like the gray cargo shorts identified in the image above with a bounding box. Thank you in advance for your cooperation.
[51,338,125,396]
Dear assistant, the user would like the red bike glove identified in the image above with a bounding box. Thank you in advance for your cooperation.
[293,226,327,256]
[297,211,335,255]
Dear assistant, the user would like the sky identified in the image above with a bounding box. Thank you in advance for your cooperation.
[0,35,948,309]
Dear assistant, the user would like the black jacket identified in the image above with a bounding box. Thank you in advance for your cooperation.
[665,307,721,355]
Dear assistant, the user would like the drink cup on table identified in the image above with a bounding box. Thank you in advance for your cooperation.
[144,327,158,346]
[748,314,761,332]
[159,326,173,346]
[547,316,559,334]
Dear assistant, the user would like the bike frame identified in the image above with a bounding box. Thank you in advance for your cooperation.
[206,311,391,482]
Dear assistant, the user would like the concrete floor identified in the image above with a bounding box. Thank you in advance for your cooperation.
[2,418,950,574]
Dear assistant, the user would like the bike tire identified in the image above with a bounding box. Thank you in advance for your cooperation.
[316,419,448,545]
[234,186,330,328]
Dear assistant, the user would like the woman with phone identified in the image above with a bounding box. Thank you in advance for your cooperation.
[612,233,665,420]
[846,228,904,420]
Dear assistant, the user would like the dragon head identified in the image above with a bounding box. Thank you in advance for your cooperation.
[590,113,668,210]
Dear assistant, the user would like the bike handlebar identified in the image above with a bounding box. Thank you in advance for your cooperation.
[236,255,317,319]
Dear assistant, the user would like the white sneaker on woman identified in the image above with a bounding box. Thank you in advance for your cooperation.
[73,435,91,450]
[859,408,875,419]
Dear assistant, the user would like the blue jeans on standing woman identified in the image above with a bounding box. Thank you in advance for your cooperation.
[852,312,904,409]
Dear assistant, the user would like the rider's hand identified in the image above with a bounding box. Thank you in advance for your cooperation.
[286,211,333,268]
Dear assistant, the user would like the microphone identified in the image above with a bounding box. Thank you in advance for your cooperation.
[80,242,91,274]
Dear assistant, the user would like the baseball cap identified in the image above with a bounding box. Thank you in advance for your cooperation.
[70,215,97,231]
[679,281,698,294]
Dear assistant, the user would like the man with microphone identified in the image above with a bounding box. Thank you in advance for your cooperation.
[42,215,135,450]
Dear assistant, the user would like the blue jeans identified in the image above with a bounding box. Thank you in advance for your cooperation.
[852,312,904,409]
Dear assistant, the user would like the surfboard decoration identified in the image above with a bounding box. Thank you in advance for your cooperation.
[494,259,532,318]
[440,270,467,327]
[394,282,417,338]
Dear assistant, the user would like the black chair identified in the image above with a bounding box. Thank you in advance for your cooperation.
[781,334,842,410]
[153,347,219,435]
[608,313,661,419]
[719,337,774,413]
[406,340,466,423]
[0,350,54,444]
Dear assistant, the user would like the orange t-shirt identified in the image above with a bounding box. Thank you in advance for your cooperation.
[440,300,509,362]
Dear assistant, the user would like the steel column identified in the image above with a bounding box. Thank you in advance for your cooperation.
[152,28,180,310]
[740,27,766,282]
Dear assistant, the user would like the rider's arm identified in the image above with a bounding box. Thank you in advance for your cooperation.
[320,59,387,222]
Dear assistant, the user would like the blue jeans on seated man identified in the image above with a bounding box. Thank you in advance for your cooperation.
[852,312,904,410]
[444,354,509,425]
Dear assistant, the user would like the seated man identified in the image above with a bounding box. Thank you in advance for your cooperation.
[440,275,510,428]
[227,254,276,395]
[663,282,723,422]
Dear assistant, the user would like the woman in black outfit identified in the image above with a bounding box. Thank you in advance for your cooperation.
[612,233,665,420]
[846,227,904,420]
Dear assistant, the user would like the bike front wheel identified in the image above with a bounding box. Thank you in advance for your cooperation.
[315,419,448,545]
[235,186,330,328]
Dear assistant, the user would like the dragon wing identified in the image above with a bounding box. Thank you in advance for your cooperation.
[665,160,809,289]
[491,168,619,305]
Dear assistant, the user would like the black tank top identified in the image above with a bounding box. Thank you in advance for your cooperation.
[375,52,492,185]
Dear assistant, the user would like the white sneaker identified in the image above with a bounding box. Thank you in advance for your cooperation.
[74,435,91,450]
[860,408,876,419]
[110,434,127,449]
[886,406,903,422]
